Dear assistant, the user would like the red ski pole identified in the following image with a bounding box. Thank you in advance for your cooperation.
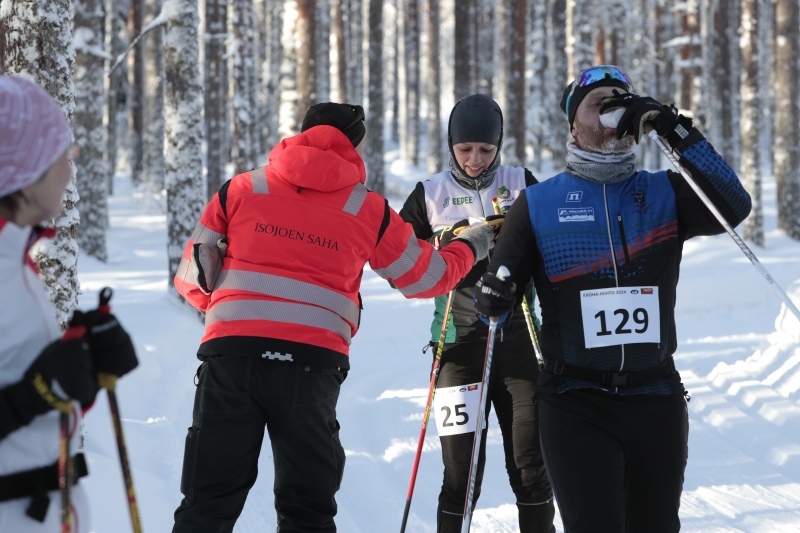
[399,289,455,533]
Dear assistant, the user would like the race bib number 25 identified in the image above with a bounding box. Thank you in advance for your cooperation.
[580,287,660,348]
[433,383,482,437]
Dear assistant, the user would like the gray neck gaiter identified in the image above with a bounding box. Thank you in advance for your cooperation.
[565,144,637,184]
[448,154,502,191]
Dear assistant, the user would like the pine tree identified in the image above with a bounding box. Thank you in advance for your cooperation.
[163,0,205,286]
[399,0,420,165]
[333,0,349,101]
[0,24,5,74]
[774,0,800,240]
[497,0,526,166]
[75,0,109,263]
[279,0,300,138]
[2,0,80,329]
[106,0,129,195]
[296,0,317,119]
[547,0,568,163]
[232,0,255,174]
[143,0,165,194]
[205,0,228,198]
[264,0,283,148]
[454,0,476,101]
[709,0,741,173]
[425,0,442,174]
[476,0,494,97]
[527,0,547,170]
[128,0,145,186]
[390,0,400,143]
[348,0,363,102]
[247,0,260,163]
[566,0,593,79]
[740,0,764,245]
[366,0,385,193]
[316,0,331,103]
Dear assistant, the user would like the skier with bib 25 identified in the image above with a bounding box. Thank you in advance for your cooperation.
[400,94,555,532]
[474,65,752,532]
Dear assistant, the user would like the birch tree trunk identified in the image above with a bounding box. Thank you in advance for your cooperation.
[547,0,568,163]
[296,0,316,118]
[740,0,764,245]
[2,0,80,329]
[75,0,108,263]
[774,0,800,240]
[163,0,205,286]
[205,0,228,198]
[425,0,442,174]
[128,0,145,185]
[349,0,363,102]
[566,0,593,79]
[527,0,547,170]
[264,0,282,148]
[399,0,420,165]
[366,0,385,193]
[144,0,165,193]
[316,0,331,102]
[106,0,129,195]
[232,0,254,174]
[279,0,299,137]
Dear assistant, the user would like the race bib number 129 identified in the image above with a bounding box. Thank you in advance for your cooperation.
[580,287,660,348]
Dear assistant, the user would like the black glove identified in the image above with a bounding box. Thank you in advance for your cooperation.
[600,90,689,144]
[79,288,139,382]
[474,270,516,321]
[438,219,470,248]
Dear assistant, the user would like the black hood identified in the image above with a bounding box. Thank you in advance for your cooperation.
[447,94,504,191]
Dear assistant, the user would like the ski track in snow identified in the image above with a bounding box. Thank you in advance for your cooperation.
[76,172,800,532]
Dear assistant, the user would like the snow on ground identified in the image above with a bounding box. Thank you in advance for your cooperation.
[76,166,800,532]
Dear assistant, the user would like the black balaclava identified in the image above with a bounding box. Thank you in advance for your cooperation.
[301,102,366,147]
[447,94,503,191]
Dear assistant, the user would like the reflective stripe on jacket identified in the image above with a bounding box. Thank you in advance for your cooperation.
[175,126,475,367]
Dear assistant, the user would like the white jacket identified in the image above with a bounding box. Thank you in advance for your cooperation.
[0,218,88,532]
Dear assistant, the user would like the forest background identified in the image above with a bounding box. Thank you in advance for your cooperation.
[0,0,799,327]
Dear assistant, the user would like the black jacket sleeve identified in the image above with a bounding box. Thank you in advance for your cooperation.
[524,168,539,187]
[667,135,752,240]
[487,189,537,300]
[0,376,50,442]
[399,182,434,242]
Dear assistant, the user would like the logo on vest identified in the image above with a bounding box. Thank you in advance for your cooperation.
[263,351,293,361]
[558,208,595,222]
[566,191,583,202]
[254,223,339,251]
[443,197,450,208]
[497,186,511,200]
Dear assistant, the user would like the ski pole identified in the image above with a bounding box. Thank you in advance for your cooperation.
[399,289,455,533]
[648,130,800,329]
[95,288,143,533]
[58,412,72,533]
[521,296,544,366]
[461,266,509,533]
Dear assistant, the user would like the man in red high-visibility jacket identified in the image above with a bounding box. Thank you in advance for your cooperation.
[172,103,495,533]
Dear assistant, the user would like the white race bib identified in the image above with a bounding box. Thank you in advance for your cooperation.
[433,382,482,436]
[580,287,660,348]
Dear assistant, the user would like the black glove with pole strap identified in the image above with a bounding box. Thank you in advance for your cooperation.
[600,90,694,146]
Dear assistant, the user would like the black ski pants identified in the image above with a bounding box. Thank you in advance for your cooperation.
[172,355,347,533]
[537,389,689,533]
[434,339,554,533]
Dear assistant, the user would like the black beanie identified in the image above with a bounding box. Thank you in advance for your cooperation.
[448,94,503,148]
[301,102,366,147]
[560,66,632,128]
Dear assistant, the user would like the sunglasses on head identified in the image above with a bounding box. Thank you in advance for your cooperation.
[565,65,632,112]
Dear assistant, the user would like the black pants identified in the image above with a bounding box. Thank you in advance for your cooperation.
[172,356,347,533]
[538,389,689,533]
[435,340,554,533]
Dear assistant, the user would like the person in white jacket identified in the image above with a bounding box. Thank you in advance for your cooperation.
[0,75,137,532]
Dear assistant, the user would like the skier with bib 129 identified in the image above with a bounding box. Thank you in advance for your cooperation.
[474,65,751,532]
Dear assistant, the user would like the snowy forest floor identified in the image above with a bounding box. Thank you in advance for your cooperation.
[77,154,800,532]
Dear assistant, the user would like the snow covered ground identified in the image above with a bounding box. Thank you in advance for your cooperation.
[76,162,800,532]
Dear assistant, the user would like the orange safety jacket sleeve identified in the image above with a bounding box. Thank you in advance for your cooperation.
[174,192,228,313]
[369,206,474,299]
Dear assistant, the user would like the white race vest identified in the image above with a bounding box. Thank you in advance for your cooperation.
[423,166,527,232]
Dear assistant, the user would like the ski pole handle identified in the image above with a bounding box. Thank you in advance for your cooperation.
[647,130,800,330]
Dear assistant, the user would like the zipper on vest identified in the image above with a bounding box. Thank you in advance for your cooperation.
[603,185,625,374]
[617,214,630,264]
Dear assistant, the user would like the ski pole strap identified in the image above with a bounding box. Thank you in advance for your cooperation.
[0,453,88,521]
[541,356,677,390]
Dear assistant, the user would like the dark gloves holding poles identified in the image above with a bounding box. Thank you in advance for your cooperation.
[438,219,471,248]
[474,266,515,327]
[78,288,139,384]
[600,90,694,146]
